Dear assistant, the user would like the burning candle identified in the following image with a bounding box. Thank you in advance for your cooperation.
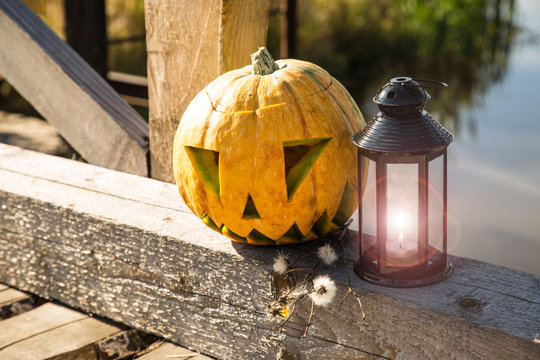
[386,232,417,267]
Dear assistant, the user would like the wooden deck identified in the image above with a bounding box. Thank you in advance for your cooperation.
[0,283,212,360]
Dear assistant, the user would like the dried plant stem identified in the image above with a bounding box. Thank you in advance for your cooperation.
[303,300,315,337]
[337,228,366,320]
[286,268,315,274]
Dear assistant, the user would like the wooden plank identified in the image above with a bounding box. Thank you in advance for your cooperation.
[0,302,86,349]
[0,0,149,176]
[136,342,213,360]
[144,0,271,182]
[0,288,29,306]
[0,111,71,156]
[0,287,36,320]
[0,144,538,359]
[0,317,121,360]
[0,284,8,292]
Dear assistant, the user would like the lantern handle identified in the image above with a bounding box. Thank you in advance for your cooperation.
[412,78,448,89]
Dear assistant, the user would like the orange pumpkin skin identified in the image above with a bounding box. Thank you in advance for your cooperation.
[173,48,366,245]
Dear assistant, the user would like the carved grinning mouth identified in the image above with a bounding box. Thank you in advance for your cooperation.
[185,139,354,244]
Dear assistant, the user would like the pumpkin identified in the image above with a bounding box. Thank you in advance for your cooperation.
[172,47,365,245]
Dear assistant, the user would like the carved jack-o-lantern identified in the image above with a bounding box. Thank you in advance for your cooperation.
[172,48,365,245]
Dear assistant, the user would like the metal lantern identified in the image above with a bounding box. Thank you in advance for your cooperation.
[353,77,454,287]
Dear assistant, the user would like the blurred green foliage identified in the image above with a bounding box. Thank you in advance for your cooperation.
[289,0,517,134]
[2,0,520,135]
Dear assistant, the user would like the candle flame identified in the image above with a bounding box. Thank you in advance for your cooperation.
[398,232,404,249]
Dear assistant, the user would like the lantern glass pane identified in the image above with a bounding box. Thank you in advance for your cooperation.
[428,155,444,252]
[386,163,419,244]
[361,158,377,253]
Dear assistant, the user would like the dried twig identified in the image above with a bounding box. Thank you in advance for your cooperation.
[337,229,366,320]
[275,303,296,332]
[303,300,315,337]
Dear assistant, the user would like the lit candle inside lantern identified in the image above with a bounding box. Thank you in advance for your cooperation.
[386,231,418,267]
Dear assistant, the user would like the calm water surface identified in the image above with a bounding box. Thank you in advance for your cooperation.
[352,0,540,275]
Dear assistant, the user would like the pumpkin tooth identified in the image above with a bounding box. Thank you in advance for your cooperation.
[312,210,340,236]
[275,223,317,244]
[202,213,221,232]
[332,181,356,226]
[283,137,332,200]
[185,146,220,197]
[222,226,247,243]
[247,229,276,245]
[278,223,304,243]
[242,194,260,219]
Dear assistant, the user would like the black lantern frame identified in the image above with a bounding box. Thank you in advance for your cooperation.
[353,77,454,287]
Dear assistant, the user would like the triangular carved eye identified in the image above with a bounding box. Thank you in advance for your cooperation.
[185,146,220,197]
[283,137,332,200]
[242,194,260,219]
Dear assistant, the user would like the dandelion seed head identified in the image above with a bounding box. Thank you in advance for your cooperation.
[310,275,337,307]
[317,243,338,265]
[273,251,289,274]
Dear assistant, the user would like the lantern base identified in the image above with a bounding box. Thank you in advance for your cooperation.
[354,261,453,288]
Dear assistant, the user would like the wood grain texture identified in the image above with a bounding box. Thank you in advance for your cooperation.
[0,302,87,349]
[0,0,148,176]
[0,317,120,360]
[0,287,36,320]
[137,342,213,360]
[0,288,28,306]
[145,0,271,182]
[0,143,539,359]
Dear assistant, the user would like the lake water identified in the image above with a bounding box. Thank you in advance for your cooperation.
[351,0,540,275]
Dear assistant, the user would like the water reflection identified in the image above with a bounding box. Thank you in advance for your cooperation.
[294,0,518,136]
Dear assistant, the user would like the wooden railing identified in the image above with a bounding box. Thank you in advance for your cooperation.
[0,1,539,359]
[0,143,538,359]
[0,0,149,176]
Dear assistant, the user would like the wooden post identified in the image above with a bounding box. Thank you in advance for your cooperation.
[280,0,297,59]
[145,0,271,182]
[64,0,108,78]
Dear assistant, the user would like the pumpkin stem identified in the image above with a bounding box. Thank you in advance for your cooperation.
[251,47,280,75]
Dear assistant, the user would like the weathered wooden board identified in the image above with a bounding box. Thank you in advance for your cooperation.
[0,144,538,359]
[0,302,86,349]
[137,342,213,360]
[0,288,29,307]
[0,317,121,360]
[0,284,8,291]
[0,287,36,320]
[144,0,271,182]
[0,0,149,176]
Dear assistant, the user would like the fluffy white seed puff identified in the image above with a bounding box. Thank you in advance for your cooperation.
[317,243,338,265]
[310,275,337,307]
[273,251,290,275]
